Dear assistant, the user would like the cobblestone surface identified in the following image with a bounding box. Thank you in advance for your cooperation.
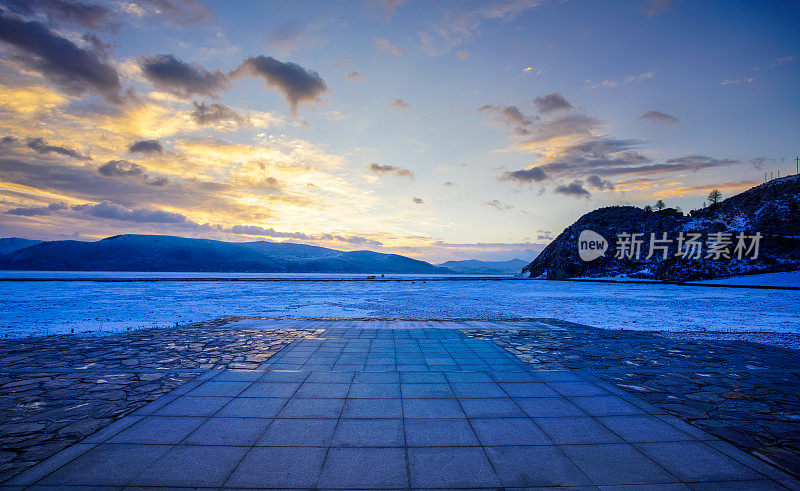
[0,320,323,483]
[464,320,800,477]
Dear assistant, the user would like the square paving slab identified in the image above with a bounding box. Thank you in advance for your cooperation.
[10,323,797,489]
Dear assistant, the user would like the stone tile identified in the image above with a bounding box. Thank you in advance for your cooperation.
[225,446,326,488]
[549,381,610,397]
[341,398,403,418]
[257,418,337,446]
[450,382,507,398]
[500,382,560,398]
[184,417,271,445]
[471,417,551,445]
[636,441,763,482]
[215,397,287,418]
[516,397,587,417]
[318,447,408,489]
[257,370,309,383]
[570,396,646,416]
[186,381,251,397]
[399,371,446,383]
[353,372,399,384]
[491,371,542,383]
[408,447,500,488]
[347,382,400,398]
[295,382,351,398]
[561,443,676,485]
[598,415,695,442]
[332,419,405,447]
[155,396,231,417]
[402,398,465,418]
[108,416,205,444]
[535,416,624,444]
[306,371,354,383]
[39,444,172,486]
[404,418,479,446]
[486,445,593,487]
[401,383,453,398]
[460,397,526,418]
[128,445,246,487]
[212,370,264,382]
[278,398,344,418]
[239,382,300,398]
[445,372,495,383]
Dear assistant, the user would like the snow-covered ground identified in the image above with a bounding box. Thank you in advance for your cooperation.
[1,272,798,338]
[693,270,800,288]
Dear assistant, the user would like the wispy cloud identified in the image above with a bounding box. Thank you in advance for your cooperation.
[639,110,679,124]
[374,37,403,57]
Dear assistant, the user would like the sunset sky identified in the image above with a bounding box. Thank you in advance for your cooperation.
[0,0,797,262]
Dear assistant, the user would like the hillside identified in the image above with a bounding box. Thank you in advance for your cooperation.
[436,259,528,275]
[0,238,42,255]
[523,175,800,281]
[0,234,450,274]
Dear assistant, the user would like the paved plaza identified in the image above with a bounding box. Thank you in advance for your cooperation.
[5,320,799,489]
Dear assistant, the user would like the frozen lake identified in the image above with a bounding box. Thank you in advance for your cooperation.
[1,272,799,338]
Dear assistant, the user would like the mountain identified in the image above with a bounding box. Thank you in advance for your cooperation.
[0,234,451,274]
[523,175,800,281]
[436,258,528,275]
[0,238,43,255]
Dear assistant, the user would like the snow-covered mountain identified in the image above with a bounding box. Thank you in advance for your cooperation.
[0,234,451,274]
[436,258,528,275]
[523,175,800,281]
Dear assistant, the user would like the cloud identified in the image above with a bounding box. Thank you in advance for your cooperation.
[380,0,409,16]
[639,110,679,124]
[3,0,115,30]
[412,197,424,204]
[129,0,212,25]
[392,98,410,109]
[26,137,89,160]
[0,13,122,102]
[374,37,403,57]
[190,101,243,125]
[486,199,512,211]
[653,180,757,199]
[516,114,600,145]
[586,174,615,191]
[720,77,755,86]
[457,50,469,59]
[368,162,414,179]
[642,0,674,16]
[139,55,230,98]
[72,201,187,223]
[346,71,365,81]
[232,56,327,113]
[533,93,572,114]
[586,71,654,90]
[477,104,535,133]
[4,201,67,216]
[98,159,144,177]
[419,0,546,55]
[128,139,163,154]
[501,166,548,183]
[555,180,590,198]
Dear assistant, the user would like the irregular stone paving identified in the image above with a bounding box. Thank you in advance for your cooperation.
[464,318,800,477]
[0,323,323,483]
[7,321,799,489]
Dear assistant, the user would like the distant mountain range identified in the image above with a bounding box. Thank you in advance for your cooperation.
[0,234,530,275]
[436,258,528,275]
[524,175,800,281]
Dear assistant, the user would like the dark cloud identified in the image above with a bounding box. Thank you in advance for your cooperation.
[2,0,115,29]
[98,160,144,177]
[232,56,327,113]
[190,101,243,125]
[26,137,89,160]
[478,104,534,129]
[486,199,512,211]
[224,225,383,247]
[412,197,424,204]
[139,55,230,98]
[128,139,163,154]
[501,167,548,183]
[392,98,410,109]
[533,93,572,113]
[144,175,169,187]
[368,162,414,179]
[555,180,590,198]
[4,201,67,216]
[517,114,600,143]
[0,13,122,101]
[586,174,615,191]
[639,110,679,124]
[0,136,18,145]
[72,201,186,223]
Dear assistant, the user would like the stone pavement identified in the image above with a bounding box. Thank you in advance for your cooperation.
[6,320,798,489]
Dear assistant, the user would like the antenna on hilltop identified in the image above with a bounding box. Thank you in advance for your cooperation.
[795,156,799,175]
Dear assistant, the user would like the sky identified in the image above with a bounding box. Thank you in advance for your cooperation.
[0,0,797,263]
